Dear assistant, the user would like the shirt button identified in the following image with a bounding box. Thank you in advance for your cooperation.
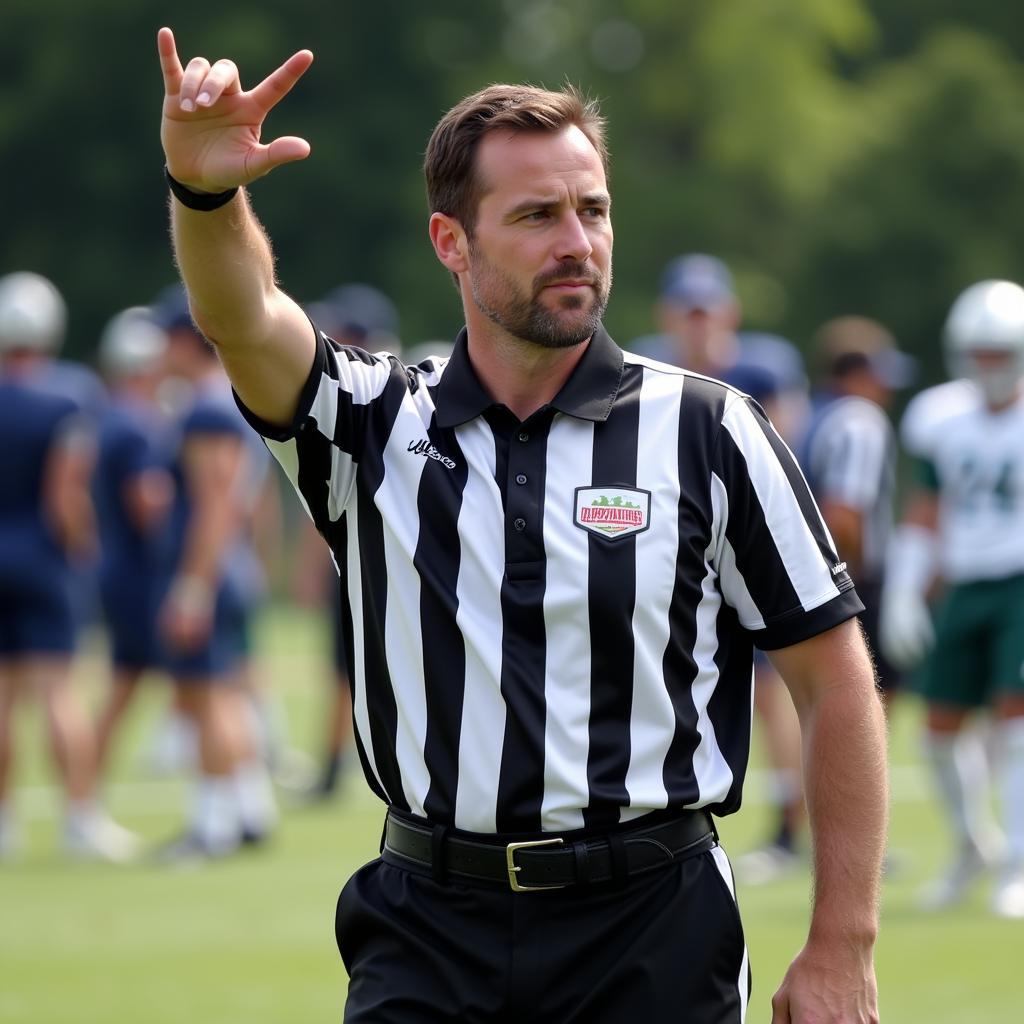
[513,517,527,532]
[515,473,527,485]
[517,431,529,442]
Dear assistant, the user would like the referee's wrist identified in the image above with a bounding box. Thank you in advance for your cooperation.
[164,165,239,211]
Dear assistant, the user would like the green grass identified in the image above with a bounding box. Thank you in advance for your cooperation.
[1,603,1019,1022]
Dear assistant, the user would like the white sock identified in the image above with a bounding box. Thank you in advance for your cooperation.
[246,694,289,768]
[234,759,277,835]
[924,729,999,854]
[192,776,240,853]
[0,802,16,853]
[996,718,1024,866]
[65,798,101,832]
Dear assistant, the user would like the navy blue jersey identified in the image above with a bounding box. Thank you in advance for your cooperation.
[21,358,107,419]
[0,377,80,577]
[94,395,172,579]
[161,378,266,610]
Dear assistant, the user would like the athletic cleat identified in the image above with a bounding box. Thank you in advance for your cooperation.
[992,868,1024,919]
[916,842,996,911]
[733,843,803,886]
[64,812,140,864]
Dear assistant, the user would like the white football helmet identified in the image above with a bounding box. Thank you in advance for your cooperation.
[944,279,1024,406]
[0,271,67,354]
[98,306,168,377]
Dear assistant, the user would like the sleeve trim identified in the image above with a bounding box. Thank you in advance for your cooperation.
[750,586,865,651]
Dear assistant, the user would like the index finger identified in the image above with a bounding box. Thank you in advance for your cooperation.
[157,26,184,96]
[250,49,314,114]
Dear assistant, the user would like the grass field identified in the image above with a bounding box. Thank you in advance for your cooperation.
[1,603,1019,1023]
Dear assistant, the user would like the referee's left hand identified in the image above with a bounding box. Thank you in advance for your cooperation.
[770,939,879,1023]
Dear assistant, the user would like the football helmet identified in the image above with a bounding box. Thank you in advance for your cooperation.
[0,271,67,354]
[98,306,168,377]
[944,279,1024,406]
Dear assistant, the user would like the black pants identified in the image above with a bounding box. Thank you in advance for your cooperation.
[336,845,749,1023]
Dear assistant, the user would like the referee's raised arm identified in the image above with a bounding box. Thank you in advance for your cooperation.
[156,26,316,429]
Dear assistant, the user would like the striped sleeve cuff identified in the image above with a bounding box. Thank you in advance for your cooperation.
[749,584,865,651]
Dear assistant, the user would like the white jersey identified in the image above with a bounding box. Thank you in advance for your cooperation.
[900,380,1024,582]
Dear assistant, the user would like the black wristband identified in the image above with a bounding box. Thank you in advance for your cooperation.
[164,165,239,211]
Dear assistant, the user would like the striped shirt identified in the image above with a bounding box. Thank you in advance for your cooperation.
[239,324,862,835]
[800,394,897,582]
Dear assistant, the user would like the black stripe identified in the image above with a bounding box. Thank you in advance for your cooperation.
[583,365,643,828]
[662,376,724,802]
[703,604,753,815]
[332,517,389,805]
[718,416,804,621]
[351,368,415,811]
[417,413,470,823]
[745,398,841,574]
[494,408,552,833]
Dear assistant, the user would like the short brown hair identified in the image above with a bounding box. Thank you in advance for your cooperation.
[424,83,608,236]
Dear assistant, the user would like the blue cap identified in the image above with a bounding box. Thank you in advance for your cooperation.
[659,254,736,309]
[151,283,197,333]
[319,283,399,341]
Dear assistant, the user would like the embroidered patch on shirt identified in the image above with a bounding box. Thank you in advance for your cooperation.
[573,486,651,540]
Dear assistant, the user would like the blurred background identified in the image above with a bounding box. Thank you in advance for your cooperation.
[3,1,1024,1022]
[3,0,1024,380]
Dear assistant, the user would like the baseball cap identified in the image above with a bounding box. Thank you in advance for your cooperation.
[814,316,917,390]
[659,254,736,309]
[319,283,399,342]
[151,283,198,334]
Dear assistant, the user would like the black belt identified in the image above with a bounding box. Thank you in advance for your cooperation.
[383,809,717,892]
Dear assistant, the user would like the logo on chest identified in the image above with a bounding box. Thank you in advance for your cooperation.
[407,438,457,470]
[573,486,651,540]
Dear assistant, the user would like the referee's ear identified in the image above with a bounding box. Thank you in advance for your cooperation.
[429,212,470,276]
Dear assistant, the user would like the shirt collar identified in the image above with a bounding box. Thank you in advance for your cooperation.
[433,324,624,429]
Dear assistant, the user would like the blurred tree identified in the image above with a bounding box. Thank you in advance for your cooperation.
[791,28,1024,382]
[0,0,1022,384]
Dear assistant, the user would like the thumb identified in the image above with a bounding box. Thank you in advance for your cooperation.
[246,136,311,179]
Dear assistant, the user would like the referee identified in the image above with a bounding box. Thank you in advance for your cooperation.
[156,28,888,1024]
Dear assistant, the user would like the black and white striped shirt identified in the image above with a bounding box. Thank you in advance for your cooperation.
[240,325,862,835]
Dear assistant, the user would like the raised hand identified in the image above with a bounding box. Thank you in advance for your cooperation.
[157,27,314,193]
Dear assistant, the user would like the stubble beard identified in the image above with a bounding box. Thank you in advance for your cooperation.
[468,246,611,350]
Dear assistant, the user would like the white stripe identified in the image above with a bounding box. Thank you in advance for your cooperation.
[621,368,682,821]
[327,442,357,522]
[710,845,750,1019]
[374,396,432,816]
[308,369,339,438]
[540,416,596,832]
[265,438,309,518]
[690,481,735,807]
[327,344,395,407]
[722,397,841,617]
[452,420,506,832]
[713,473,766,631]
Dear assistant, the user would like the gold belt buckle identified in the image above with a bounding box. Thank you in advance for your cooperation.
[505,837,566,892]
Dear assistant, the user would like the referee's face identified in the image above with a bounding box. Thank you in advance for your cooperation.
[465,125,612,350]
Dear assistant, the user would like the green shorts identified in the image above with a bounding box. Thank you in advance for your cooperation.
[917,574,1024,708]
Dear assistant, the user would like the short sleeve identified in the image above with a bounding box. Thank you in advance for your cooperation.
[713,394,864,649]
